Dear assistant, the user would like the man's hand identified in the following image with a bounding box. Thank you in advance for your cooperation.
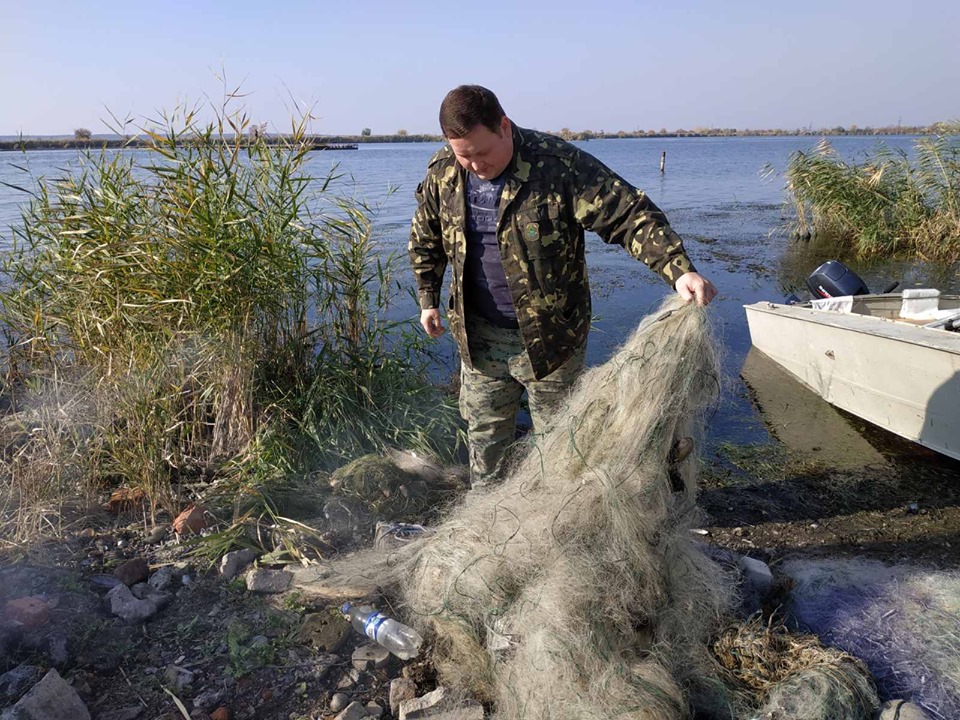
[420,308,446,338]
[675,272,718,307]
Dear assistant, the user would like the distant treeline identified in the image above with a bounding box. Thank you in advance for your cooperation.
[310,123,957,143]
[3,122,954,151]
[0,136,359,152]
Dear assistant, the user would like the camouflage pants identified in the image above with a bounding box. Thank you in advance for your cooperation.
[460,314,586,485]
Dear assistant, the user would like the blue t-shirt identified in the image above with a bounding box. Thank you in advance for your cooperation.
[464,172,518,328]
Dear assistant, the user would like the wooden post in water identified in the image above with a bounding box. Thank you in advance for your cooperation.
[660,151,666,173]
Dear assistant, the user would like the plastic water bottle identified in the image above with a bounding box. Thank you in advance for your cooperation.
[341,602,423,660]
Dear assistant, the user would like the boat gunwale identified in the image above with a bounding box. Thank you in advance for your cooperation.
[743,297,960,356]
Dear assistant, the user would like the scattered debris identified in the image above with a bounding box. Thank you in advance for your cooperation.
[163,664,195,692]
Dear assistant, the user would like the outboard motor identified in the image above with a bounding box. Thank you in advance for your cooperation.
[806,260,870,299]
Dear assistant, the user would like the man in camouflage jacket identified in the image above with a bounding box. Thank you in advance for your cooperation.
[409,85,716,483]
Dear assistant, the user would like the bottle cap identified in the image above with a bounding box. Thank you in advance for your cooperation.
[340,602,352,615]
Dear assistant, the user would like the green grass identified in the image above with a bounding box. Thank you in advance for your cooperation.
[0,96,462,545]
[780,124,960,261]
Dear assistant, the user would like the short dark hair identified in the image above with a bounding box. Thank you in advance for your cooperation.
[439,85,506,139]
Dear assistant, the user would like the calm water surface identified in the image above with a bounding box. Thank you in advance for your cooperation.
[2,137,957,464]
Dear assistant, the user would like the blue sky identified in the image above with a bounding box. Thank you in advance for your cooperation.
[2,0,958,136]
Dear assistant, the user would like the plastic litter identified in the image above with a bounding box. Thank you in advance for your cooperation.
[341,602,423,660]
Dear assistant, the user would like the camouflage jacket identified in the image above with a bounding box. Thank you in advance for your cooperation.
[408,125,696,379]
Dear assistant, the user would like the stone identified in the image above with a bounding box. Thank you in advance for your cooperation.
[398,687,483,720]
[3,598,49,628]
[329,693,350,712]
[288,566,378,603]
[877,700,933,720]
[210,709,230,720]
[297,612,353,653]
[0,664,42,702]
[105,584,167,624]
[219,549,258,580]
[45,632,70,667]
[193,688,224,711]
[389,678,417,716]
[737,555,773,597]
[148,566,176,592]
[333,701,368,720]
[172,505,207,535]
[352,642,391,670]
[365,702,384,718]
[245,568,291,594]
[145,524,170,544]
[130,583,150,600]
[114,558,149,587]
[98,707,144,720]
[335,667,361,690]
[0,668,90,720]
[163,664,195,692]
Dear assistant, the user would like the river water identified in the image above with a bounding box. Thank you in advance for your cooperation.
[1,136,957,465]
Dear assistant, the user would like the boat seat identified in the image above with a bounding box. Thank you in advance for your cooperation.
[899,289,951,321]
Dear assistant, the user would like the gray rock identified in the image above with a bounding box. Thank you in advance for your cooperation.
[336,667,361,690]
[220,549,258,580]
[148,566,176,592]
[0,668,90,720]
[245,568,291,594]
[130,583,150,600]
[399,687,484,720]
[162,664,194,692]
[97,707,144,720]
[334,701,368,720]
[877,700,933,720]
[107,585,159,623]
[145,524,169,544]
[45,633,70,667]
[329,692,350,712]
[738,555,773,598]
[390,678,417,716]
[105,584,164,624]
[352,642,391,670]
[0,665,42,702]
[192,687,223,712]
[365,702,384,718]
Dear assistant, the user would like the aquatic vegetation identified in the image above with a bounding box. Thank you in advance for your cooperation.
[0,99,460,542]
[783,124,960,261]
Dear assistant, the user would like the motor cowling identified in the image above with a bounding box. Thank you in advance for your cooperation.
[806,260,870,298]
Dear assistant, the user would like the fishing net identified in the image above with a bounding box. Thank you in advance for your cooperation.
[331,297,733,719]
[783,558,960,720]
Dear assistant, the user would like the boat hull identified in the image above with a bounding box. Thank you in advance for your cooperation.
[744,301,960,461]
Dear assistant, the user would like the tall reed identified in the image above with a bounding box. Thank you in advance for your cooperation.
[0,100,460,543]
[784,124,960,261]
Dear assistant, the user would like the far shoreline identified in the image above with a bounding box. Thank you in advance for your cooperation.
[1,123,954,152]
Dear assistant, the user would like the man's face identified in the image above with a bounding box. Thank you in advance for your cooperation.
[448,116,514,181]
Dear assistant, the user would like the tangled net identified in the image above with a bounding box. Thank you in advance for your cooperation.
[333,297,734,719]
